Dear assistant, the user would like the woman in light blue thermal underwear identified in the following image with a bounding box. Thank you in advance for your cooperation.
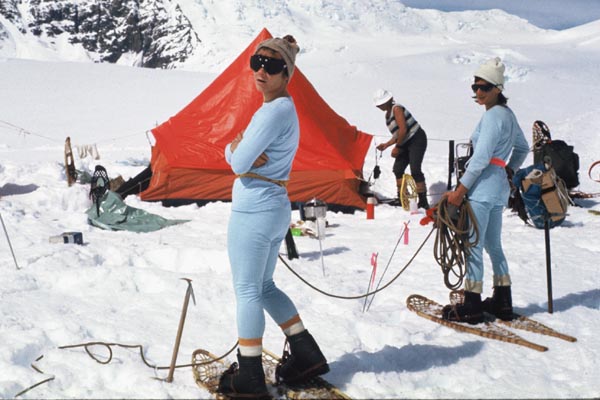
[442,57,529,325]
[218,35,329,399]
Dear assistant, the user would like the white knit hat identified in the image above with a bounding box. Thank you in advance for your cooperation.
[373,89,393,106]
[474,57,505,91]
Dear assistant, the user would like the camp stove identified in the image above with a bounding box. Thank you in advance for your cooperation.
[303,198,327,221]
[303,198,327,240]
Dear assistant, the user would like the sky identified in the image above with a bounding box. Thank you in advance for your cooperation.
[1,2,600,399]
[399,0,600,29]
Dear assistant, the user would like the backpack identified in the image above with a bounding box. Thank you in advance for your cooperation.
[513,163,570,229]
[533,140,580,189]
[89,165,110,217]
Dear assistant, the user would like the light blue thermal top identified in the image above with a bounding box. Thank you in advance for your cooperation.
[460,105,529,204]
[225,96,299,212]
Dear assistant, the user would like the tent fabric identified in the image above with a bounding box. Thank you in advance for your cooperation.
[142,28,373,210]
[87,191,189,232]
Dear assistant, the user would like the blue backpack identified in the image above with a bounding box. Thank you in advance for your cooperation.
[513,163,570,229]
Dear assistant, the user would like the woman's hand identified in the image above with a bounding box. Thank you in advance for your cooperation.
[376,142,388,151]
[230,133,243,152]
[445,184,468,206]
[252,152,269,167]
[230,132,268,167]
[391,146,400,158]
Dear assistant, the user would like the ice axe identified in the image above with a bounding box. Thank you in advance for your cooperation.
[165,278,196,382]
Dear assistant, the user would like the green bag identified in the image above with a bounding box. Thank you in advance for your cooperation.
[86,191,188,233]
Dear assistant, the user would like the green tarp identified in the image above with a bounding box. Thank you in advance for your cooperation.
[86,191,188,232]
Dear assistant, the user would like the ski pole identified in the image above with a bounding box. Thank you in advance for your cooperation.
[166,278,195,382]
[0,210,20,270]
[544,218,553,313]
[318,238,326,276]
[366,221,410,311]
[317,218,326,276]
[448,140,455,190]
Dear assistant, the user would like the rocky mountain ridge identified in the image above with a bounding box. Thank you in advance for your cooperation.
[0,0,547,70]
[0,0,200,68]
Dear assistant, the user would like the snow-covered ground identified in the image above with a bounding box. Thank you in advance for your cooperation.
[1,2,599,399]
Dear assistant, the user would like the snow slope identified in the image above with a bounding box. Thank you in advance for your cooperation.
[1,2,599,399]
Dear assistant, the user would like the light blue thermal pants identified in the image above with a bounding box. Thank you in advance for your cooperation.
[227,206,299,339]
[466,200,510,290]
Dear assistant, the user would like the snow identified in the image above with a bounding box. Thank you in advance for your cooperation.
[1,2,600,399]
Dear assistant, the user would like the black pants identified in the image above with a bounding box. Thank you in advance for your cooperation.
[392,128,427,183]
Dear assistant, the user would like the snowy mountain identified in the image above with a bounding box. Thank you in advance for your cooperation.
[0,0,544,70]
[0,0,200,68]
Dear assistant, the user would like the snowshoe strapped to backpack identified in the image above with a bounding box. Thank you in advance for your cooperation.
[533,140,580,189]
[532,120,580,189]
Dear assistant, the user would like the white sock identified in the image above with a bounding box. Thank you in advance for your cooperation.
[239,344,262,357]
[283,321,305,337]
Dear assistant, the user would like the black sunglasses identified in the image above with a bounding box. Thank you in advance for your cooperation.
[250,54,287,75]
[471,83,496,93]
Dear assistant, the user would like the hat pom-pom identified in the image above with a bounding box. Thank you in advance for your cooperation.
[283,34,300,55]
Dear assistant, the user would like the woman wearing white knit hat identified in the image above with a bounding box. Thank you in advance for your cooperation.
[441,57,529,324]
[373,88,430,209]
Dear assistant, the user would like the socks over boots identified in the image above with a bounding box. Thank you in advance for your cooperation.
[416,181,430,209]
[276,330,329,385]
[442,291,484,324]
[218,350,268,398]
[482,286,514,321]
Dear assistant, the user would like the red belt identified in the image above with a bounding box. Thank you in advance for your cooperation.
[490,157,506,167]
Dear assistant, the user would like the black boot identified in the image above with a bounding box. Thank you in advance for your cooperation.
[276,330,329,385]
[218,350,269,398]
[442,291,484,324]
[482,286,514,321]
[417,192,430,209]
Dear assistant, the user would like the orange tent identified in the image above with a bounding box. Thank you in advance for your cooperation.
[142,28,373,210]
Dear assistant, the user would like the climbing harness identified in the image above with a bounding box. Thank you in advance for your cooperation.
[237,172,288,188]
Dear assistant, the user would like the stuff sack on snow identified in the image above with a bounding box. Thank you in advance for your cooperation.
[86,190,189,232]
[533,140,580,189]
[513,163,570,229]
